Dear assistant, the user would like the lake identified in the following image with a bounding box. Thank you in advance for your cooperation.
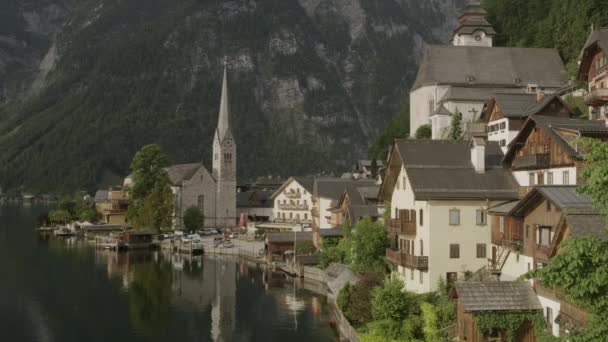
[0,204,337,342]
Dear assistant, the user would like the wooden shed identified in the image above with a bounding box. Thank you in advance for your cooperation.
[451,282,543,342]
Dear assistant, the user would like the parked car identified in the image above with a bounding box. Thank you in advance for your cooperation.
[223,241,234,248]
[224,232,234,239]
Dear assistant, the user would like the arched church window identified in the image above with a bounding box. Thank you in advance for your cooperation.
[198,195,204,212]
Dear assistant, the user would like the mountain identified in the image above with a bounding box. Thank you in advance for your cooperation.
[0,0,465,193]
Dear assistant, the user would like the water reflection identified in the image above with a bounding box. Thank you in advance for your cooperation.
[1,204,336,342]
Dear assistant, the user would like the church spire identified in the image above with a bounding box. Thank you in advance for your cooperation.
[217,59,231,140]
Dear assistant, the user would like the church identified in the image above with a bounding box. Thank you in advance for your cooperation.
[162,64,237,229]
[409,0,567,140]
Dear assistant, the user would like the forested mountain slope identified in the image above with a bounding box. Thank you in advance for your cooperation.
[0,0,464,193]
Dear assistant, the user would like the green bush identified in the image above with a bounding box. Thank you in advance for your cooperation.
[371,278,419,323]
[183,206,203,232]
[337,282,353,314]
[414,124,432,140]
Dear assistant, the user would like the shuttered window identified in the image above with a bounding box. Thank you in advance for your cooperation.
[449,244,460,259]
[476,244,487,258]
[449,209,460,226]
[419,209,423,226]
[476,209,487,225]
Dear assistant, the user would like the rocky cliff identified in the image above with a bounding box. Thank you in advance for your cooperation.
[0,0,465,193]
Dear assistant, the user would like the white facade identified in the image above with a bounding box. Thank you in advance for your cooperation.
[317,197,335,229]
[410,85,450,137]
[512,167,577,187]
[487,118,519,152]
[272,180,313,225]
[453,30,493,47]
[390,166,495,293]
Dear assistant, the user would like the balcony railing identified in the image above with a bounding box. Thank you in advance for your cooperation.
[403,254,429,270]
[513,153,550,169]
[386,219,416,236]
[278,203,309,211]
[284,192,301,199]
[385,249,404,266]
[585,88,608,106]
[385,249,428,270]
[274,218,312,224]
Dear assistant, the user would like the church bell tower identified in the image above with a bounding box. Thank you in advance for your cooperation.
[452,0,496,47]
[212,61,237,228]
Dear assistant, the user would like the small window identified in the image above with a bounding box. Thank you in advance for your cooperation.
[449,244,460,259]
[563,170,570,184]
[476,244,487,258]
[547,172,554,185]
[537,172,545,185]
[499,216,505,234]
[476,209,487,225]
[526,225,530,238]
[420,240,424,256]
[546,200,552,211]
[304,213,308,220]
[402,176,406,190]
[449,209,460,226]
[419,209,423,226]
[538,226,552,246]
[198,195,204,212]
[529,173,535,186]
[289,213,293,219]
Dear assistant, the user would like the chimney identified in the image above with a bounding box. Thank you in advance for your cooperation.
[536,89,545,102]
[471,137,487,173]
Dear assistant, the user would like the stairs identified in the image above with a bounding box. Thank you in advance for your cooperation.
[488,246,510,274]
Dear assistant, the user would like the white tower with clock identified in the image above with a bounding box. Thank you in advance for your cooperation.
[212,62,237,228]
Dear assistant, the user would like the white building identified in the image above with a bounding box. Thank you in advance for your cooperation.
[379,139,519,293]
[270,177,315,225]
[410,2,567,139]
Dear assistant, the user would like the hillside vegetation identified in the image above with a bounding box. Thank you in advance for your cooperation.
[0,0,463,193]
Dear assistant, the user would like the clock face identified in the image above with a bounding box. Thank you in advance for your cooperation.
[224,139,232,147]
[475,35,482,41]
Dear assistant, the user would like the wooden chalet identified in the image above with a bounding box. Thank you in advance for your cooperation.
[577,28,608,114]
[451,282,542,342]
[503,115,608,192]
[488,186,605,336]
[264,232,312,262]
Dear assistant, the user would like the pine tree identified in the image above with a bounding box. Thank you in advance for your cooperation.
[448,112,463,141]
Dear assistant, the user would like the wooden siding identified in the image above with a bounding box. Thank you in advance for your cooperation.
[491,215,523,248]
[511,128,576,171]
[521,199,562,258]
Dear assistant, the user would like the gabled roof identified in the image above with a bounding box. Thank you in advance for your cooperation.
[510,186,595,217]
[381,140,519,201]
[165,163,205,186]
[314,178,376,201]
[484,94,573,123]
[439,87,497,103]
[454,282,542,312]
[270,177,315,199]
[94,190,109,203]
[430,105,452,117]
[488,200,520,215]
[578,28,608,80]
[564,213,608,238]
[503,115,608,165]
[411,45,567,92]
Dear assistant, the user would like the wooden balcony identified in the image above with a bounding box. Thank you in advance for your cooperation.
[386,248,404,266]
[278,203,309,211]
[386,219,417,236]
[557,300,588,330]
[585,88,608,106]
[513,153,550,170]
[535,244,552,262]
[284,192,301,199]
[403,254,429,270]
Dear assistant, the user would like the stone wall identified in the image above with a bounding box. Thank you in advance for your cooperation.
[179,166,217,228]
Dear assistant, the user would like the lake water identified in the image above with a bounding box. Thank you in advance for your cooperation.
[0,204,337,342]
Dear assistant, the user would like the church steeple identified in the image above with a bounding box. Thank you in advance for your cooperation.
[452,0,496,47]
[217,60,231,141]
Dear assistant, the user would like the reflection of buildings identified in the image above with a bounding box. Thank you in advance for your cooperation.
[97,250,154,289]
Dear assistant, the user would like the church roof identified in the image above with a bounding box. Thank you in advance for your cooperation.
[165,163,205,186]
[411,45,567,92]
